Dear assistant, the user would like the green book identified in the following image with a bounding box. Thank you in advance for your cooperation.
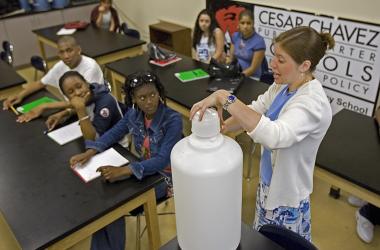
[175,69,209,82]
[16,96,57,114]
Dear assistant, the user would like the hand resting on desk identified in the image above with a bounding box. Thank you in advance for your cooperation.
[16,106,44,123]
[97,165,132,183]
[70,148,97,167]
[2,94,22,110]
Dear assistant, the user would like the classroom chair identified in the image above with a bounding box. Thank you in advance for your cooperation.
[259,224,318,250]
[120,22,141,40]
[2,41,14,56]
[0,51,13,65]
[30,55,48,80]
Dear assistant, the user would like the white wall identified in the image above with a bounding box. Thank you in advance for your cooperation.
[113,0,380,41]
[113,0,204,41]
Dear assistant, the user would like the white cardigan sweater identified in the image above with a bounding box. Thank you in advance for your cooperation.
[247,79,332,210]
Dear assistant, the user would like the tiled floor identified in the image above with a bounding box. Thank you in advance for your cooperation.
[11,66,380,249]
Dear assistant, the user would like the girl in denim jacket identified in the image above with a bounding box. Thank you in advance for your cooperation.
[70,71,182,250]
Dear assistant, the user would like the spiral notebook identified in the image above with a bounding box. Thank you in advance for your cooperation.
[175,69,209,82]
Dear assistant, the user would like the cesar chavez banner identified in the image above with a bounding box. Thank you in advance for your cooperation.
[254,5,380,116]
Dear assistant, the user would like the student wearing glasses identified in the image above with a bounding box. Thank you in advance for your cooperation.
[45,71,125,140]
[70,71,183,250]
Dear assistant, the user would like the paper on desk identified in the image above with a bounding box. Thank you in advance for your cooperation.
[57,28,76,35]
[72,148,129,183]
[47,121,82,145]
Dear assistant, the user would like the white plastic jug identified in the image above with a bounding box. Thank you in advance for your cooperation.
[171,108,243,250]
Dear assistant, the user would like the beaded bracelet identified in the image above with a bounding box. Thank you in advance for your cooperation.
[79,115,90,123]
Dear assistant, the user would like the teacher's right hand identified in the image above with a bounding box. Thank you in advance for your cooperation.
[190,89,230,122]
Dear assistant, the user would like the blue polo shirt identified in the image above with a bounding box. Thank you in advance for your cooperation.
[232,31,266,78]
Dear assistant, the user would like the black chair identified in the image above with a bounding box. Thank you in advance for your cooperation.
[30,55,48,80]
[259,224,318,250]
[119,22,141,40]
[2,41,14,56]
[0,51,13,65]
[260,57,274,84]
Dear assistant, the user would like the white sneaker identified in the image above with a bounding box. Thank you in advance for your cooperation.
[356,210,374,243]
[348,195,367,207]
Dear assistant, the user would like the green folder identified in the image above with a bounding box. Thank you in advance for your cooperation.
[16,96,57,114]
[175,69,209,82]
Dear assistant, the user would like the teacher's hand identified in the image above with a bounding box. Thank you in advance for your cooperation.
[190,90,229,121]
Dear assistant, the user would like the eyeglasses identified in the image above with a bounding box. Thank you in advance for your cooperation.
[127,72,157,88]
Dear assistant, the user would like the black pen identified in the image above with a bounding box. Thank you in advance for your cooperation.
[43,129,49,135]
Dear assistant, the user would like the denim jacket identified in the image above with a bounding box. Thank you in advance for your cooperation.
[85,102,183,180]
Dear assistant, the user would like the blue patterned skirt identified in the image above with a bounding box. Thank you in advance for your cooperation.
[253,182,312,241]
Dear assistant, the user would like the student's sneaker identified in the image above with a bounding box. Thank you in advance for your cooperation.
[348,195,367,207]
[356,210,374,243]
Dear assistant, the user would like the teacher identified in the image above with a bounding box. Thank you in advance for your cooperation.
[190,26,335,241]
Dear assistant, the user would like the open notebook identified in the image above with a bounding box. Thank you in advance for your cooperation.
[72,148,129,183]
[47,121,82,145]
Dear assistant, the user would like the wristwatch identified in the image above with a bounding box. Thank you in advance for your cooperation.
[223,94,237,110]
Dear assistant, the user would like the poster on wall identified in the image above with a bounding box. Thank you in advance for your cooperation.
[207,1,380,116]
[254,5,380,116]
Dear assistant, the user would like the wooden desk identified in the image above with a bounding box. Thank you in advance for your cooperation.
[316,109,380,207]
[0,60,26,100]
[32,25,145,66]
[160,223,283,250]
[0,92,162,250]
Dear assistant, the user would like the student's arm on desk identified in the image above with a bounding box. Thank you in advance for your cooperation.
[70,148,98,167]
[45,108,74,131]
[3,81,45,110]
[16,100,70,123]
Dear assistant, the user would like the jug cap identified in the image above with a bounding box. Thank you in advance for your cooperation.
[192,108,220,138]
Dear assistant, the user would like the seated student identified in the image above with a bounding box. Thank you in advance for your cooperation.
[192,9,225,63]
[354,106,380,244]
[91,0,120,32]
[3,36,104,123]
[45,71,124,140]
[227,9,266,79]
[70,71,183,250]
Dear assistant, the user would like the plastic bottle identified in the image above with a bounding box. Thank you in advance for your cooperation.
[171,108,243,250]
